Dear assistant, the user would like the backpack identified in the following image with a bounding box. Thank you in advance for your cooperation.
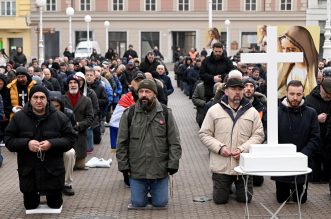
[127,103,168,129]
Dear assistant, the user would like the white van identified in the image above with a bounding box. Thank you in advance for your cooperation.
[74,41,101,58]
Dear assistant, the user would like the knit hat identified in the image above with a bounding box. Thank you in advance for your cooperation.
[243,77,257,89]
[67,74,80,85]
[224,78,244,88]
[15,66,29,77]
[137,79,158,94]
[29,85,49,101]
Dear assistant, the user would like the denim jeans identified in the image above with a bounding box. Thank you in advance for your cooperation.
[129,176,168,207]
[86,127,94,152]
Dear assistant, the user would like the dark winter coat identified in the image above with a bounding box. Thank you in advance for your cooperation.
[63,93,93,159]
[88,80,109,116]
[272,99,320,184]
[139,56,160,77]
[305,86,331,149]
[13,52,27,66]
[123,49,138,60]
[4,103,77,193]
[199,52,234,100]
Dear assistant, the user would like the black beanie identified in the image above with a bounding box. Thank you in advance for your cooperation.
[29,85,49,101]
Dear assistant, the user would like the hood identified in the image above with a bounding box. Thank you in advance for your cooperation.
[49,91,64,112]
[280,98,305,113]
[75,72,87,96]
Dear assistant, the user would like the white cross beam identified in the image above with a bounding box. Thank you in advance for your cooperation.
[240,26,303,145]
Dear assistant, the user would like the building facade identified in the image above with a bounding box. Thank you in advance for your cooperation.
[26,0,329,62]
[0,0,31,62]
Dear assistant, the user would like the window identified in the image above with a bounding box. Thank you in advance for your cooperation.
[212,0,222,11]
[46,0,56,11]
[80,0,91,11]
[245,0,256,11]
[113,0,123,11]
[280,0,292,11]
[178,0,189,11]
[75,31,93,46]
[1,0,16,16]
[109,32,127,57]
[146,0,156,11]
[241,32,257,49]
[141,32,159,58]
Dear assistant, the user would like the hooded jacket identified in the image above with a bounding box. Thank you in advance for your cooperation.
[272,98,320,183]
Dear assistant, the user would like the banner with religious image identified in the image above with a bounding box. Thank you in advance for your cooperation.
[276,26,320,98]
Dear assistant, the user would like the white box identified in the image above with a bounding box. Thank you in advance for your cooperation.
[239,152,307,172]
[249,144,296,155]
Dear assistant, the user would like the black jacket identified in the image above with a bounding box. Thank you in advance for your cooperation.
[305,86,331,147]
[4,103,77,193]
[139,56,160,77]
[199,52,234,100]
[272,99,320,184]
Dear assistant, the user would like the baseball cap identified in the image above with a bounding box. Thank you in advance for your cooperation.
[224,78,244,88]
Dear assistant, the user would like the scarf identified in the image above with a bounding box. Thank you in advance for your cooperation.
[68,92,80,108]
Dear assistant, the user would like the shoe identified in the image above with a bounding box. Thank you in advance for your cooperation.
[63,185,75,196]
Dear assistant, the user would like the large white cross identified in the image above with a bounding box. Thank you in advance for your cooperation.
[240,26,303,145]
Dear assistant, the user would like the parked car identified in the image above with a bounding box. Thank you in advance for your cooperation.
[74,41,101,58]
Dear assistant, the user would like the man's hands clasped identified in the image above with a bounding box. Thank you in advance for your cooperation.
[28,140,52,153]
[219,146,241,160]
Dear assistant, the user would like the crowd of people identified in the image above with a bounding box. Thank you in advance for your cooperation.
[2,26,331,210]
[0,44,180,210]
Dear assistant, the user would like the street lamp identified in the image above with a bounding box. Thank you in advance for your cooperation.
[66,7,75,53]
[104,21,110,52]
[36,0,46,65]
[84,15,92,56]
[323,0,331,60]
[224,19,231,55]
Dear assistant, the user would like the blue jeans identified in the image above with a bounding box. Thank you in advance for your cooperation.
[130,176,168,207]
[86,127,94,152]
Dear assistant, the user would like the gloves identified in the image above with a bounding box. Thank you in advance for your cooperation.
[167,168,178,175]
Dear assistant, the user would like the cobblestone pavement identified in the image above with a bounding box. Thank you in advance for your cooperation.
[0,72,330,219]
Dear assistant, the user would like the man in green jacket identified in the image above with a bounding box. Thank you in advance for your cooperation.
[116,79,181,208]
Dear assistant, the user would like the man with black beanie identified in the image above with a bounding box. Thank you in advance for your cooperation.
[5,85,77,210]
[7,66,36,120]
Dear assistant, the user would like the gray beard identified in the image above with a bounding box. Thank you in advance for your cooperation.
[69,88,78,95]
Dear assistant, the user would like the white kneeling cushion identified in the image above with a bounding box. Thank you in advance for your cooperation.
[239,144,308,172]
[26,204,62,214]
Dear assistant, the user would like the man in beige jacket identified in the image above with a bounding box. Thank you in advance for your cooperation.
[199,78,264,204]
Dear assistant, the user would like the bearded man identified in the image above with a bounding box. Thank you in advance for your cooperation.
[116,79,182,208]
[199,42,234,101]
[272,80,320,204]
[63,75,93,169]
[7,66,36,120]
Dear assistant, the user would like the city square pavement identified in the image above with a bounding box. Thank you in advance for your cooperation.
[0,71,331,219]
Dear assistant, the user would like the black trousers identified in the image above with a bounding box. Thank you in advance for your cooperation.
[23,190,63,210]
[275,181,308,204]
